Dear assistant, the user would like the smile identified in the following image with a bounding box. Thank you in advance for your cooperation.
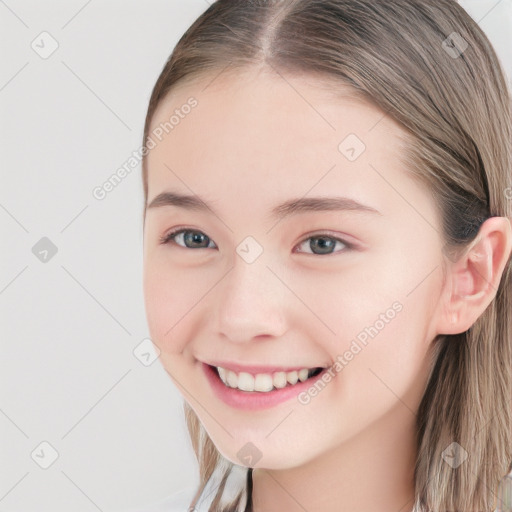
[216,365,324,393]
[202,363,328,410]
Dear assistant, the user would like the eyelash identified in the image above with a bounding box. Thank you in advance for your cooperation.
[158,228,355,255]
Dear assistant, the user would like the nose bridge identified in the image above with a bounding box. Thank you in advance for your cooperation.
[213,252,288,342]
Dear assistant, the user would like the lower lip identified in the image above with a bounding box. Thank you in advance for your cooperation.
[202,362,327,411]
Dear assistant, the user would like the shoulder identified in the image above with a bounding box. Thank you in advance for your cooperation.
[134,486,196,512]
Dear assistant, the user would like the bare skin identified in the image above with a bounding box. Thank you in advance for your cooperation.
[142,65,512,512]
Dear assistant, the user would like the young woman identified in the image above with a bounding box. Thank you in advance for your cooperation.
[140,1,512,510]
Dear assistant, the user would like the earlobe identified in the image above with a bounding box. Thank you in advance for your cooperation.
[436,216,512,336]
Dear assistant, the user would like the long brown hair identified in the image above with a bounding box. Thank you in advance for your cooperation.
[141,1,512,510]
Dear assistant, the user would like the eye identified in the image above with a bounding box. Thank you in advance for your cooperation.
[159,228,354,255]
[294,233,353,255]
[159,228,217,249]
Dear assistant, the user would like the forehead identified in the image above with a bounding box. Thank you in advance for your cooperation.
[145,67,433,226]
[149,66,395,145]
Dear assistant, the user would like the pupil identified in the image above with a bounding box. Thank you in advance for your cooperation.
[186,231,208,247]
[311,237,334,254]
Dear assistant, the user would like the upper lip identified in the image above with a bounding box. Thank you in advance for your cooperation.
[204,360,326,374]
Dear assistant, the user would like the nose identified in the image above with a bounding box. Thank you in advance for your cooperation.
[213,257,289,344]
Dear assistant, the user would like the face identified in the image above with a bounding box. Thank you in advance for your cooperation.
[142,67,446,470]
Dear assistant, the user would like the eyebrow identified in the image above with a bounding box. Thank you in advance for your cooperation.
[146,191,382,219]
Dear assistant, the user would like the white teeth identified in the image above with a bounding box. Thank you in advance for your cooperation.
[286,371,298,385]
[238,372,254,392]
[254,373,274,392]
[216,366,321,393]
[273,372,287,389]
[227,370,238,388]
[298,368,309,382]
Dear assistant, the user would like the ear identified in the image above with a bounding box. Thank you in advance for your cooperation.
[436,216,512,335]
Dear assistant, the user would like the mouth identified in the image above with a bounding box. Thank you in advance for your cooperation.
[202,362,329,410]
[211,364,325,393]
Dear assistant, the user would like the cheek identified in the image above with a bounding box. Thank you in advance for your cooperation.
[293,250,417,340]
[328,260,441,414]
[307,248,439,369]
[143,262,189,352]
[143,257,218,353]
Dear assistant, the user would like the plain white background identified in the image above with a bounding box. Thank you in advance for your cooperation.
[0,1,510,511]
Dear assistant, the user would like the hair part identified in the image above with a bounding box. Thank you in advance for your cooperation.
[142,1,512,510]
